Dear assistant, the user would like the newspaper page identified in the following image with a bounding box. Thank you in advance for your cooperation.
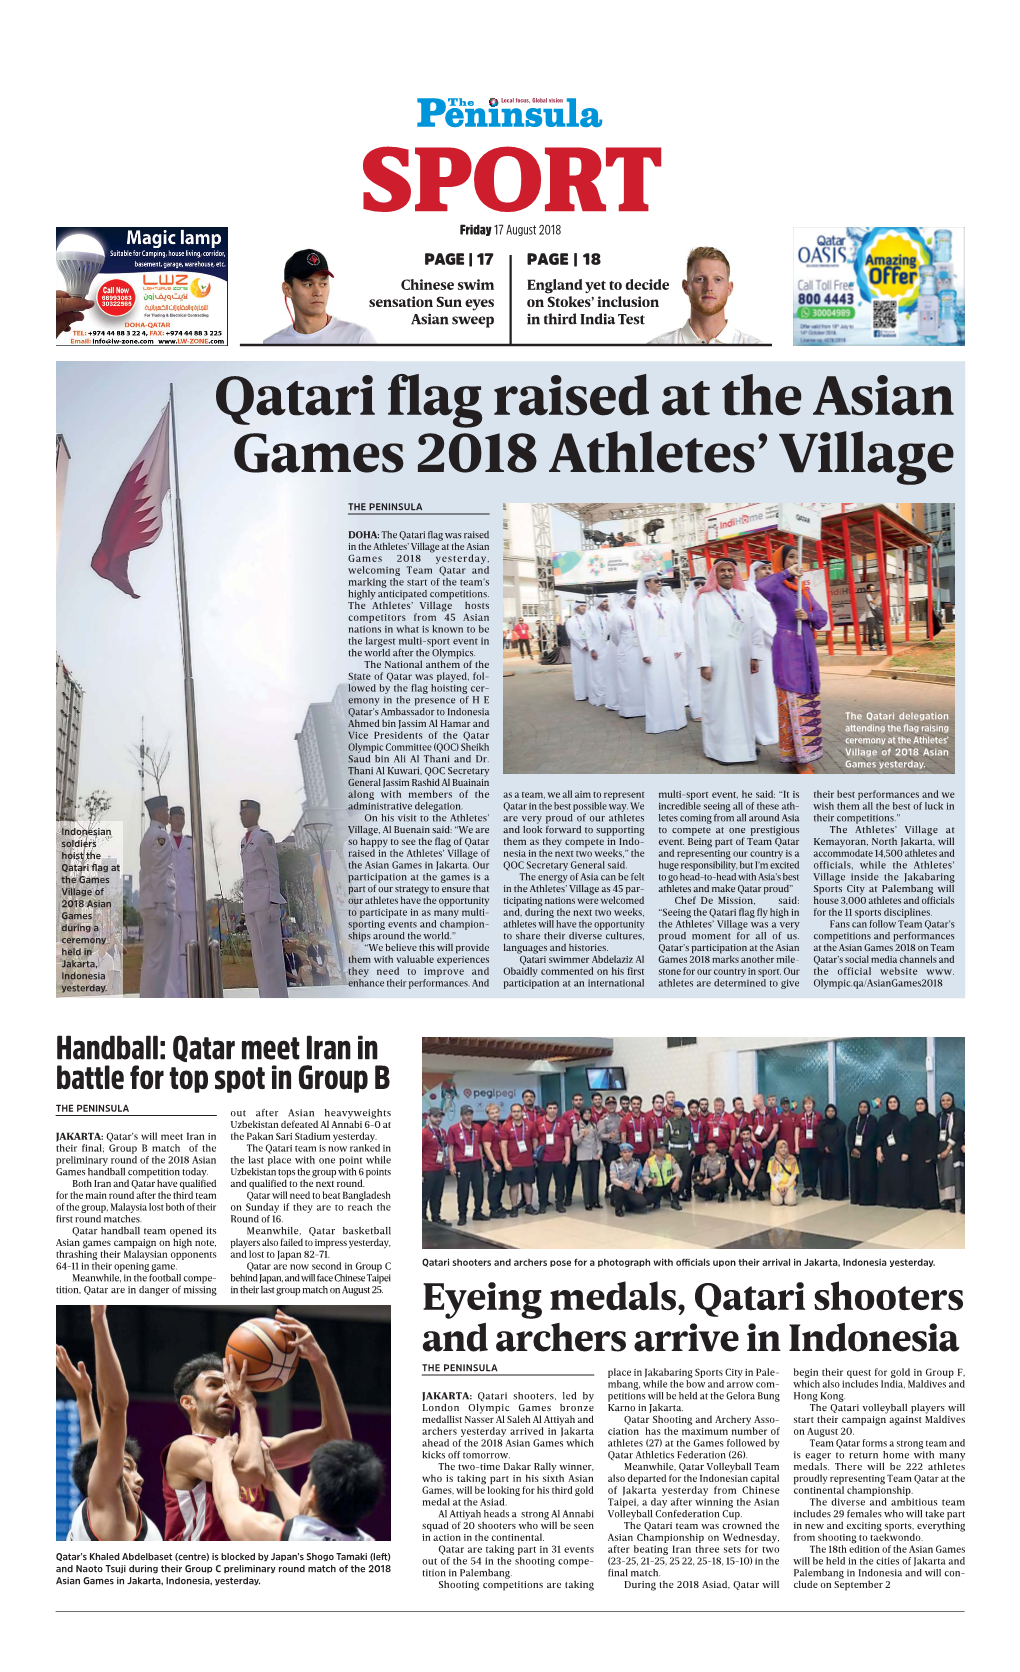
[17,17,1002,1658]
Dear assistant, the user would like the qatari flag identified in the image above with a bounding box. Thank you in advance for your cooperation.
[91,405,172,598]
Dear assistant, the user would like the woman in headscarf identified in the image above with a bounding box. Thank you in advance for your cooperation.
[847,1100,880,1205]
[817,1104,848,1200]
[610,594,645,717]
[908,1097,941,1210]
[936,1092,965,1214]
[754,544,829,775]
[767,1140,799,1205]
[875,1095,912,1208]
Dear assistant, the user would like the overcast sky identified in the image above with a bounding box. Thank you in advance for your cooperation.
[57,364,343,890]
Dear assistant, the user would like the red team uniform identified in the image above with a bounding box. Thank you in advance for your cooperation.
[161,1435,266,1541]
[622,1111,653,1157]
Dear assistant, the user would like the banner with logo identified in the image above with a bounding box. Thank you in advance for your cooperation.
[553,543,673,589]
[422,1072,539,1120]
[55,226,228,348]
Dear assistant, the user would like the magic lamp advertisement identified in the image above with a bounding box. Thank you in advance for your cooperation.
[56,226,228,348]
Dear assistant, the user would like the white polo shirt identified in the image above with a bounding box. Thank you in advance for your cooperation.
[649,320,763,345]
[263,317,375,345]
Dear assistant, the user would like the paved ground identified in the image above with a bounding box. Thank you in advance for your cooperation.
[423,1176,965,1253]
[502,658,956,776]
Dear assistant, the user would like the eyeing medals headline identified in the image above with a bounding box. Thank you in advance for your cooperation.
[214,373,957,486]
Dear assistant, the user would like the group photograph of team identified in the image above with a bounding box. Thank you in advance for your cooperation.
[56,1304,390,1543]
[422,1035,965,1255]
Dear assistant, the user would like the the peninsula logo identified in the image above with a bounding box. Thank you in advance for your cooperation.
[417,97,603,128]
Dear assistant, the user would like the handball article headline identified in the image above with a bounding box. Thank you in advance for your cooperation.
[55,1033,390,1094]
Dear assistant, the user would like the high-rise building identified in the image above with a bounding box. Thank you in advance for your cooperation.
[923,503,957,613]
[292,684,348,848]
[56,654,84,820]
[502,503,540,626]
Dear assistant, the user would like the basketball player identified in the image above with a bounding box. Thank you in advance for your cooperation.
[211,1432,384,1542]
[162,1310,352,1540]
[64,1306,163,1542]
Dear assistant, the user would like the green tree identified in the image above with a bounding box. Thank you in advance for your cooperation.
[79,790,113,826]
[277,846,319,932]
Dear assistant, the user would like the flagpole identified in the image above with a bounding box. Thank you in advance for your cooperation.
[169,384,215,998]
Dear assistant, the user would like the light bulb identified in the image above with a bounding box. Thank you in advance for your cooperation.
[56,233,105,296]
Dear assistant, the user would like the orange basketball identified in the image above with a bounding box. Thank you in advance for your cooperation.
[225,1317,300,1391]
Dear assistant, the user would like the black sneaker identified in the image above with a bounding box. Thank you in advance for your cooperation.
[509,1206,519,1218]
[524,1205,539,1216]
[473,1212,489,1222]
[557,1204,567,1213]
[457,1218,467,1227]
[615,1207,625,1217]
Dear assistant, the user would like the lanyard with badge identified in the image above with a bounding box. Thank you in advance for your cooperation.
[512,1122,529,1157]
[718,587,744,638]
[461,1125,474,1159]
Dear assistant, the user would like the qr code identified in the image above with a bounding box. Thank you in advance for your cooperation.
[873,298,898,337]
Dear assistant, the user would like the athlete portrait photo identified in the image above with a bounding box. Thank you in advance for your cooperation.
[263,248,375,345]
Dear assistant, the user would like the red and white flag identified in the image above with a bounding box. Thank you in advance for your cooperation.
[91,405,172,598]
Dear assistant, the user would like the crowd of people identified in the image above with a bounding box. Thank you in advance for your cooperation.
[422,1088,965,1225]
[561,545,829,773]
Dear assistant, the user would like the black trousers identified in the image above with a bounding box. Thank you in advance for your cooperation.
[644,1182,680,1209]
[694,1176,727,1201]
[799,1150,820,1191]
[516,638,532,658]
[668,1150,694,1199]
[579,1159,602,1207]
[601,1142,620,1189]
[563,1155,579,1203]
[486,1165,506,1213]
[422,1171,445,1220]
[536,1159,567,1209]
[455,1160,484,1220]
[611,1184,650,1212]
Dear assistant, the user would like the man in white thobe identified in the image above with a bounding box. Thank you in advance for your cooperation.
[745,558,780,747]
[600,598,620,712]
[564,604,590,701]
[165,805,197,997]
[679,577,706,719]
[240,798,288,998]
[138,795,176,998]
[586,598,611,709]
[692,556,762,764]
[635,575,687,734]
[610,594,644,718]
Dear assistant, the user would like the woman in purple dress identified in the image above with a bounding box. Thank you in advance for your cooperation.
[754,544,829,774]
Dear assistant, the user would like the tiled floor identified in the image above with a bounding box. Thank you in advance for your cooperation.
[422,1175,964,1252]
[502,661,956,776]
